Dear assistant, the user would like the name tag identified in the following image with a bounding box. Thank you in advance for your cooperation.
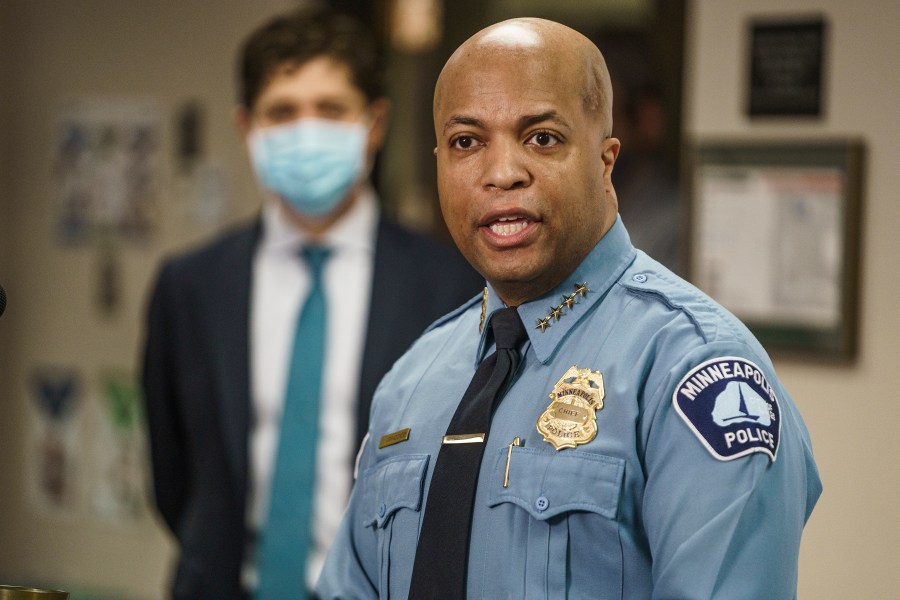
[378,427,411,449]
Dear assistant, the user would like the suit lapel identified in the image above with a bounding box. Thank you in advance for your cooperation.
[209,221,260,503]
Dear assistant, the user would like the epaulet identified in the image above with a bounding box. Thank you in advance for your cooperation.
[620,251,743,346]
[423,290,482,334]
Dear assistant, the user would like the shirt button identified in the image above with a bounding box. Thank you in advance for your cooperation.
[632,274,648,283]
[378,503,386,518]
[535,496,549,512]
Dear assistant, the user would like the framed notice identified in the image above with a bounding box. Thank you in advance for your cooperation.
[688,140,864,360]
[747,17,827,117]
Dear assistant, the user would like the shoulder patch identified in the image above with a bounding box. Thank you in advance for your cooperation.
[673,357,781,462]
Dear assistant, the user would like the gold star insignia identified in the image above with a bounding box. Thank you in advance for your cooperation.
[536,317,551,332]
[562,294,577,309]
[549,304,564,321]
[574,282,589,297]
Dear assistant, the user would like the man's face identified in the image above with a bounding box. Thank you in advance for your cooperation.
[243,55,386,159]
[434,47,619,306]
[236,55,388,232]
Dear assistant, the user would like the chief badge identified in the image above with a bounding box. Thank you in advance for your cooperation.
[537,366,604,450]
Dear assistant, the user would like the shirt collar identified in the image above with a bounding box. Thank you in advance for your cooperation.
[476,215,637,365]
[258,186,379,257]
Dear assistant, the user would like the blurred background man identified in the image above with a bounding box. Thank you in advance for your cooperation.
[141,5,481,599]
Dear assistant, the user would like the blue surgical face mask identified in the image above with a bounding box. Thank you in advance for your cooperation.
[248,118,368,217]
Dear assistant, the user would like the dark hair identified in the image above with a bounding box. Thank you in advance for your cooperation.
[238,4,384,109]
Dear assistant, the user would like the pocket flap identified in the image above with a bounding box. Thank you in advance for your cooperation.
[363,453,430,529]
[487,447,624,521]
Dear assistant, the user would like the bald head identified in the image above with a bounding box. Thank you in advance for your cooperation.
[435,18,614,136]
[431,17,621,306]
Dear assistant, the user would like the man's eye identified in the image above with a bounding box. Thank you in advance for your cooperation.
[319,103,349,119]
[265,106,297,122]
[452,136,475,149]
[527,131,560,147]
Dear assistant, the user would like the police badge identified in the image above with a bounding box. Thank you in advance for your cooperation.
[537,366,604,450]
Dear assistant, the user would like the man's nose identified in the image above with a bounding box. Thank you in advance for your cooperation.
[482,139,531,191]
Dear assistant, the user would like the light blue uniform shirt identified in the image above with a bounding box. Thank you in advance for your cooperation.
[318,218,822,599]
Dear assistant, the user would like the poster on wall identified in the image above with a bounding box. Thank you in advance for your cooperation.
[52,98,162,245]
[26,366,150,525]
[88,370,148,523]
[27,367,83,517]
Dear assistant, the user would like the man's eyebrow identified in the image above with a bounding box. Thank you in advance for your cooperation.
[519,111,569,129]
[441,111,570,134]
[442,115,485,134]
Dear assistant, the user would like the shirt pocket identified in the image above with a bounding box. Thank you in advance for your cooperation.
[361,453,429,600]
[485,447,625,600]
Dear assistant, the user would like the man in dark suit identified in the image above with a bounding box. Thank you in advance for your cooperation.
[141,7,481,600]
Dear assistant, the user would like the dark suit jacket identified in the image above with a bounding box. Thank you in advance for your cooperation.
[141,217,482,600]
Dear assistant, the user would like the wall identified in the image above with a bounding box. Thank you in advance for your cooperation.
[2,0,898,598]
[0,2,292,598]
[686,1,900,597]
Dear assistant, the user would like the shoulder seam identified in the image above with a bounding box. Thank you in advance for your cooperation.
[619,268,745,346]
[424,292,482,333]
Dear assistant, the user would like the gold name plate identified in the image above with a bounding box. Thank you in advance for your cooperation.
[378,428,411,449]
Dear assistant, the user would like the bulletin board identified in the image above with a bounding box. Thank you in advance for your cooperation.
[688,140,864,360]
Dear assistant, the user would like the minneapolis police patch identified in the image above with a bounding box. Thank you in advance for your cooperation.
[673,357,781,462]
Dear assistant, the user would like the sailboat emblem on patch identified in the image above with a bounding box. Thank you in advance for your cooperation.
[673,356,781,461]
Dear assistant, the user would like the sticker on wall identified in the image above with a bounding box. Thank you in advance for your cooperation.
[94,237,122,318]
[27,367,83,516]
[181,160,232,230]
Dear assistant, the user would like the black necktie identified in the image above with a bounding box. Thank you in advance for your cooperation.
[408,307,528,599]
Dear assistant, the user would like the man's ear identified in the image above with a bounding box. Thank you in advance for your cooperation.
[366,98,391,155]
[601,136,621,179]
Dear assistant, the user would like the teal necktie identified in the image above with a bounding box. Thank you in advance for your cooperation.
[256,245,330,599]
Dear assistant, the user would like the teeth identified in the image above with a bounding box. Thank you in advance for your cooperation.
[489,219,527,236]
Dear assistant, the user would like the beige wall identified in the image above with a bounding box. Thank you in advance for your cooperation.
[687,1,900,597]
[1,0,898,598]
[0,2,292,598]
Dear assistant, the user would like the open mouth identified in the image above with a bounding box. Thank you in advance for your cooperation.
[488,216,531,236]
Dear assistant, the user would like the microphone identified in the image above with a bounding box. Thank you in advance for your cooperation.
[0,285,6,317]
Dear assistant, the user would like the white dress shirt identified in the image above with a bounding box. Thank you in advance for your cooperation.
[246,189,377,592]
